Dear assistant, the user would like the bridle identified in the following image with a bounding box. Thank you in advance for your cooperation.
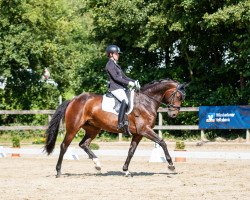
[139,84,186,110]
[166,87,185,110]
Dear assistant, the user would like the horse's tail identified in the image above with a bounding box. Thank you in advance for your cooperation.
[44,100,71,155]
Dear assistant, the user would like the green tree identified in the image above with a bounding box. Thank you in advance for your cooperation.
[0,0,93,126]
[0,0,89,111]
[84,0,249,139]
[87,0,249,105]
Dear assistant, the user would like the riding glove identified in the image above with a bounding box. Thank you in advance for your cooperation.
[135,80,141,90]
[128,81,135,89]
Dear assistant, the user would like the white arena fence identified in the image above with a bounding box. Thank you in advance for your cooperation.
[0,108,249,142]
[0,108,250,161]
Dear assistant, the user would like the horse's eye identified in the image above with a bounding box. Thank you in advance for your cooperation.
[175,95,181,101]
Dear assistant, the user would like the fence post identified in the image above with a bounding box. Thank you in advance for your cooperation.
[48,115,52,124]
[59,95,62,105]
[201,129,206,140]
[118,133,122,142]
[246,129,250,143]
[158,112,163,139]
[154,113,163,148]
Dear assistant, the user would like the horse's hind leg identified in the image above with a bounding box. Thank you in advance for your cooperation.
[79,125,101,171]
[56,128,80,178]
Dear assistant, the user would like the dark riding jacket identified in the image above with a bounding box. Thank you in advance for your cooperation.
[105,59,135,91]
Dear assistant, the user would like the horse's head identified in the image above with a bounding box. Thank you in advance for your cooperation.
[164,83,187,118]
[140,79,188,118]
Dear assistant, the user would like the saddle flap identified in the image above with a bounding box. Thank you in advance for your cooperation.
[102,90,135,115]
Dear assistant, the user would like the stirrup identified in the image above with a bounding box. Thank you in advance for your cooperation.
[118,122,124,130]
[123,124,132,137]
[117,122,132,137]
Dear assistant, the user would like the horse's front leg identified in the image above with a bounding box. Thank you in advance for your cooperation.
[144,127,175,171]
[123,134,143,176]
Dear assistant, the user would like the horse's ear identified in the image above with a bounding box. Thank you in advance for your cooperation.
[178,82,188,90]
[183,82,190,88]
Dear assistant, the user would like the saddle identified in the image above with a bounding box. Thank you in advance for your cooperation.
[101,89,135,115]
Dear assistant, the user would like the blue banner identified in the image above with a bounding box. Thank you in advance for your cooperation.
[199,106,250,129]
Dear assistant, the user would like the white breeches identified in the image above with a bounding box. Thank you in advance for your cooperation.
[111,89,128,104]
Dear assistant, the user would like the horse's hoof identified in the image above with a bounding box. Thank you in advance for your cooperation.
[56,173,61,178]
[93,158,101,172]
[95,166,101,171]
[124,170,133,177]
[168,164,175,171]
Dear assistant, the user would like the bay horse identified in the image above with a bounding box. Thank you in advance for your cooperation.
[45,79,187,177]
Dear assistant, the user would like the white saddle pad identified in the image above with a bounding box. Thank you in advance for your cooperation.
[101,90,135,115]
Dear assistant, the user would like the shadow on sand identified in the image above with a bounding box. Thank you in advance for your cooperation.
[62,170,179,177]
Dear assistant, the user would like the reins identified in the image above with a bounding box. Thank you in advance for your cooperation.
[137,84,185,110]
[138,90,169,107]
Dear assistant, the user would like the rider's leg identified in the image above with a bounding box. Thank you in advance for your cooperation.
[117,100,131,136]
[111,89,131,136]
[111,89,128,104]
[118,100,127,129]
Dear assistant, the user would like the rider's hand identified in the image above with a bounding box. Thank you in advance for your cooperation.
[135,80,141,90]
[128,81,135,89]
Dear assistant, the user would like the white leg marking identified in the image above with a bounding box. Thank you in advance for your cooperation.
[93,158,101,171]
[124,170,132,177]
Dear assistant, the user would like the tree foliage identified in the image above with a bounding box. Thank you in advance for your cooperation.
[0,0,249,137]
[0,0,88,110]
[88,0,250,106]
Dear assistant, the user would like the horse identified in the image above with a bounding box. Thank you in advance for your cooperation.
[44,79,187,177]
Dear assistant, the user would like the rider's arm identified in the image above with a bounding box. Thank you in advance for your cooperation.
[120,70,135,82]
[106,62,132,86]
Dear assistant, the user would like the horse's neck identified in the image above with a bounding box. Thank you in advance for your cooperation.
[143,81,176,102]
[134,92,159,114]
[137,81,176,112]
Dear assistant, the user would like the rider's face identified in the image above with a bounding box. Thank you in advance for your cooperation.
[112,52,119,61]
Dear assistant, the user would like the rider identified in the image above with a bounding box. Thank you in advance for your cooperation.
[105,44,140,136]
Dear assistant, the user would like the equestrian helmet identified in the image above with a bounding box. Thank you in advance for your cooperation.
[106,45,122,56]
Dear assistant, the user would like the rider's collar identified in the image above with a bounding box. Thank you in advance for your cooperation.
[110,57,117,64]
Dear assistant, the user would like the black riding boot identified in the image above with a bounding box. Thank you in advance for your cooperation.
[118,100,132,136]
